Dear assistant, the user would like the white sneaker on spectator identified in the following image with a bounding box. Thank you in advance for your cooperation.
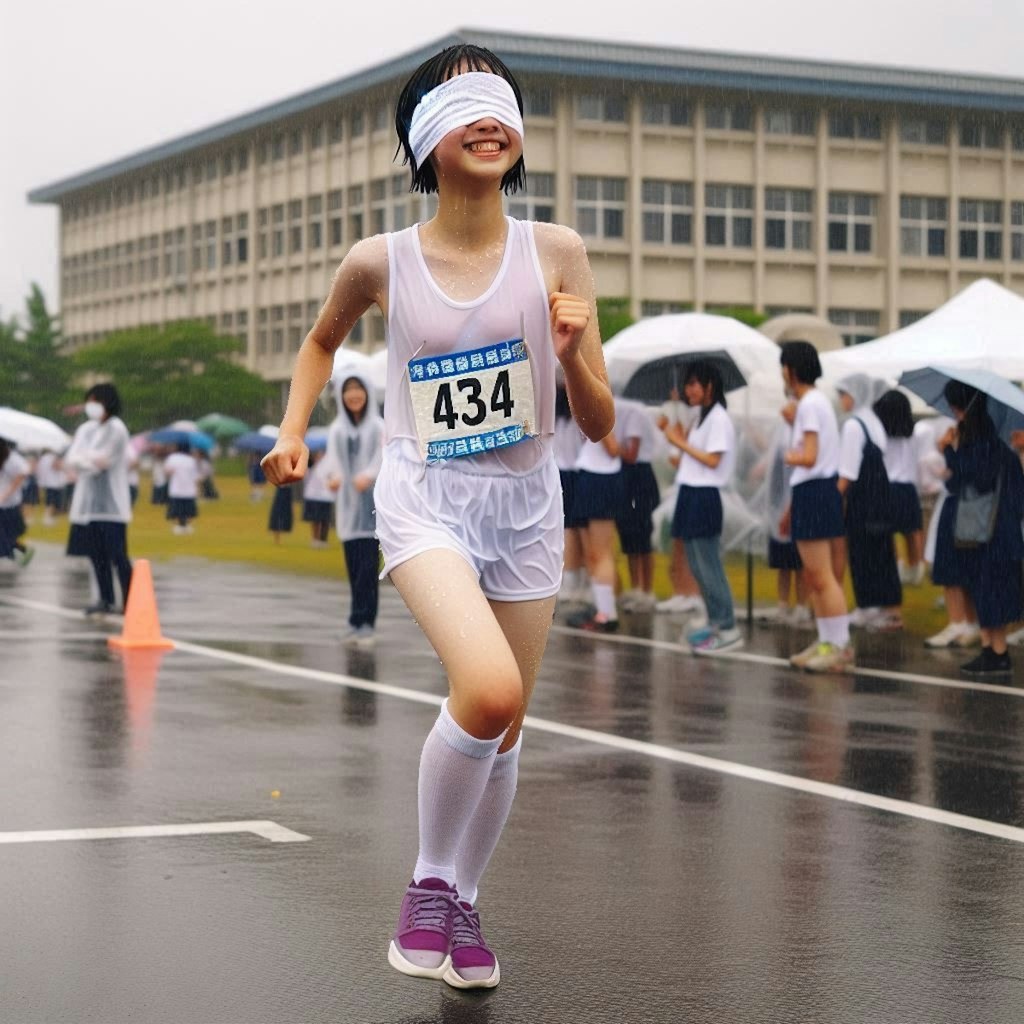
[951,624,982,648]
[1007,627,1024,647]
[850,607,881,629]
[656,594,693,613]
[925,622,967,648]
[786,605,814,628]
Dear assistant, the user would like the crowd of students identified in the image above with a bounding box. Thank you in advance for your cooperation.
[553,340,1024,680]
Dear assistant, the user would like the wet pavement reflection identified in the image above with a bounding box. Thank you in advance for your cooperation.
[1,547,1023,1022]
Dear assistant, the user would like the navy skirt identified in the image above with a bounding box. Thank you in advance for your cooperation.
[616,463,660,554]
[0,507,22,557]
[22,478,39,505]
[66,522,91,557]
[269,485,294,532]
[890,483,923,533]
[559,469,587,530]
[964,553,1023,629]
[671,485,722,541]
[791,477,844,541]
[768,538,803,570]
[302,499,333,524]
[45,488,65,510]
[573,470,625,523]
[166,498,198,521]
[930,496,968,588]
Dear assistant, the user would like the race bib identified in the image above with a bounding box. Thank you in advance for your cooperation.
[407,338,536,462]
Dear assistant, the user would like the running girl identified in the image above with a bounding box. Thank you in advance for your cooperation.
[261,45,614,989]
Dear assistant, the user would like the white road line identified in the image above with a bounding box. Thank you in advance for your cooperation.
[6,595,1024,846]
[169,640,1024,847]
[550,624,1023,699]
[0,820,310,846]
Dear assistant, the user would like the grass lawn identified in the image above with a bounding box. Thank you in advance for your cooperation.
[23,473,948,636]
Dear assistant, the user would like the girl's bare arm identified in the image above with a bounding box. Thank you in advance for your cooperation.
[263,237,386,485]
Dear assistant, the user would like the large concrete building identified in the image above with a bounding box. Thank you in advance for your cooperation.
[29,28,1024,382]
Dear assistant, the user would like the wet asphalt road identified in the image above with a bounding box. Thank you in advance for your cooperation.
[1,546,1023,1024]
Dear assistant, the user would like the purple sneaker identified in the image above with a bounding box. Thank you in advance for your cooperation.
[443,900,500,989]
[387,878,455,979]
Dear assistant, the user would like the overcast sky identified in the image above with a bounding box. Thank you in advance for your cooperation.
[3,0,1022,323]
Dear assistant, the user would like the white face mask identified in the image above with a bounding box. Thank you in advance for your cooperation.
[84,401,105,421]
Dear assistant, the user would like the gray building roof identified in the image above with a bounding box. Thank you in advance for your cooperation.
[29,28,1024,204]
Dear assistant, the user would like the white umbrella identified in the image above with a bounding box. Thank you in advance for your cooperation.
[0,407,72,451]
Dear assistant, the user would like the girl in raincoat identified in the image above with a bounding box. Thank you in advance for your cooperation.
[327,369,383,643]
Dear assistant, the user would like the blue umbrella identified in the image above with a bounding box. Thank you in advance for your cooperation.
[233,431,277,456]
[899,365,1024,443]
[148,428,216,452]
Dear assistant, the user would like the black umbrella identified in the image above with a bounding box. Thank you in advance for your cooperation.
[621,349,747,405]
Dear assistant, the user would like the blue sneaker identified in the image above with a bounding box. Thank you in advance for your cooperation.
[685,625,713,647]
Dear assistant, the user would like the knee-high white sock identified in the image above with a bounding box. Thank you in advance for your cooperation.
[413,700,502,887]
[592,582,618,620]
[455,734,522,906]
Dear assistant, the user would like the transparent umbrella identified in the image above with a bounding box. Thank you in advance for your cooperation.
[0,407,72,451]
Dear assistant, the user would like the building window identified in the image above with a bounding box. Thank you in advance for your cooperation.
[641,301,688,316]
[1011,202,1024,261]
[271,134,285,160]
[764,109,816,136]
[765,188,813,250]
[328,189,343,247]
[329,115,344,144]
[524,89,553,117]
[288,129,303,156]
[575,176,626,239]
[307,195,323,250]
[310,122,323,149]
[704,104,753,132]
[899,310,928,328]
[272,204,284,258]
[900,117,947,145]
[642,101,690,127]
[508,172,555,223]
[900,196,948,257]
[222,216,235,266]
[960,119,1003,150]
[830,309,880,346]
[959,199,1003,260]
[204,221,217,271]
[373,104,389,132]
[576,94,627,123]
[827,193,876,253]
[1012,127,1024,151]
[307,300,320,323]
[351,110,364,137]
[236,212,248,264]
[237,148,249,172]
[829,112,883,140]
[705,184,753,247]
[641,180,693,244]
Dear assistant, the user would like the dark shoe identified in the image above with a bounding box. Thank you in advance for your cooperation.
[84,602,115,618]
[579,616,619,634]
[566,607,596,628]
[960,647,1012,679]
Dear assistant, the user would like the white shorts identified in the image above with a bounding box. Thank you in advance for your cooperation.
[374,445,564,602]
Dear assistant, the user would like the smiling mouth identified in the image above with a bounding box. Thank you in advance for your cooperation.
[465,141,504,153]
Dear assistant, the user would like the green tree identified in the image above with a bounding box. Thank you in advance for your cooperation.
[72,321,274,432]
[597,297,635,343]
[711,305,769,329]
[0,284,72,422]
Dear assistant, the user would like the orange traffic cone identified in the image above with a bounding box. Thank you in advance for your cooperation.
[107,559,175,650]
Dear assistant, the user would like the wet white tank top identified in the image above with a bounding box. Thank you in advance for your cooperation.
[384,217,555,476]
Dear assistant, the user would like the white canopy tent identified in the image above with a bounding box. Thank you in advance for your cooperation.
[602,313,787,419]
[821,279,1024,388]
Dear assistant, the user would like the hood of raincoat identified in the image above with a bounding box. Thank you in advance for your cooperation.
[835,373,887,411]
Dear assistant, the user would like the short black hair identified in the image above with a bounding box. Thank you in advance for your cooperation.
[779,340,822,385]
[684,359,728,417]
[394,44,526,196]
[873,390,914,439]
[85,382,122,417]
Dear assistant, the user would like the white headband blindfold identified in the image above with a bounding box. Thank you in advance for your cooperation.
[408,72,524,169]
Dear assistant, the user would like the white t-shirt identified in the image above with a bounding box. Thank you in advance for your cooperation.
[615,399,658,464]
[838,408,887,482]
[790,389,840,486]
[552,418,583,471]
[674,404,736,488]
[303,457,335,503]
[163,452,201,499]
[0,451,29,508]
[36,452,66,490]
[883,436,918,486]
[575,437,621,474]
